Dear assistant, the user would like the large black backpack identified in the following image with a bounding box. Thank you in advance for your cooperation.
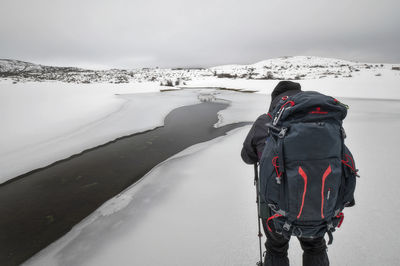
[259,91,358,244]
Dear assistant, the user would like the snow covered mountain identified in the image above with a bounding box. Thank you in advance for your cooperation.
[0,59,213,84]
[1,56,399,84]
[211,56,400,80]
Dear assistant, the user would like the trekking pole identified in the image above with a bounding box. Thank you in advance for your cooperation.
[254,163,263,266]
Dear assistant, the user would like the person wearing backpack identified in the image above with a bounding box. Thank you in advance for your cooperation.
[241,81,357,266]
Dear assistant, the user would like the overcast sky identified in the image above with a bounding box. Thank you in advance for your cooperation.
[1,0,399,69]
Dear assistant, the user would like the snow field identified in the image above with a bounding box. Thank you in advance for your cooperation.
[0,81,201,183]
[24,94,400,265]
[1,67,399,265]
[24,127,259,266]
[185,68,400,100]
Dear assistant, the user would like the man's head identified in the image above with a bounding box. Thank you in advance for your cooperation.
[269,81,302,111]
[271,81,302,102]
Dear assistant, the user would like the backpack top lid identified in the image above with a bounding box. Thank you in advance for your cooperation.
[271,91,348,123]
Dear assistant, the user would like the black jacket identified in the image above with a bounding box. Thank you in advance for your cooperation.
[241,90,301,164]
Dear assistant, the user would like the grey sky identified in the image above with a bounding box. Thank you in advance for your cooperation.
[1,0,399,69]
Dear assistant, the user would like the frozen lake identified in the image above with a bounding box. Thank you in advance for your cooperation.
[0,100,248,266]
[24,96,400,266]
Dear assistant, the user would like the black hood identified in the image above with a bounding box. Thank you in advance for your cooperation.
[269,81,302,112]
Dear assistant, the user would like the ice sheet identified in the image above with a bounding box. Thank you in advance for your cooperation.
[24,97,400,265]
[0,81,199,183]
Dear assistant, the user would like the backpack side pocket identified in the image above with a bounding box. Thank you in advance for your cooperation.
[342,145,358,206]
[260,137,280,206]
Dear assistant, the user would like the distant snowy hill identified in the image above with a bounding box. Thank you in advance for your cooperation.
[0,59,213,84]
[0,59,48,73]
[1,56,399,84]
[211,56,399,80]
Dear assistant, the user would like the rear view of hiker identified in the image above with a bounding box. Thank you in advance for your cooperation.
[241,81,358,266]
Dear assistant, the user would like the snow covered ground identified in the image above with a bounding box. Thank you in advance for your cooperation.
[2,56,400,265]
[23,92,400,265]
[0,79,267,184]
[0,81,203,183]
[185,70,400,100]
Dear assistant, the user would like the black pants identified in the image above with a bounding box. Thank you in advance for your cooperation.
[262,217,329,266]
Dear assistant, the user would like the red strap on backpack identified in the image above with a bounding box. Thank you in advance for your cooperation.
[336,212,344,228]
[272,156,282,180]
[342,154,355,172]
[266,214,283,232]
[280,100,295,110]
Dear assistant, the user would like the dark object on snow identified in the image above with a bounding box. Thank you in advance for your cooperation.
[242,81,358,265]
[303,251,330,266]
[258,90,358,244]
[270,81,302,112]
[263,251,289,266]
[254,164,264,266]
[261,208,329,266]
[241,82,301,164]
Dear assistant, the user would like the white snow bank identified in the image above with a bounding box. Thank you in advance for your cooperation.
[0,81,200,183]
[25,97,400,266]
[213,90,267,127]
[24,127,258,266]
[186,70,400,100]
